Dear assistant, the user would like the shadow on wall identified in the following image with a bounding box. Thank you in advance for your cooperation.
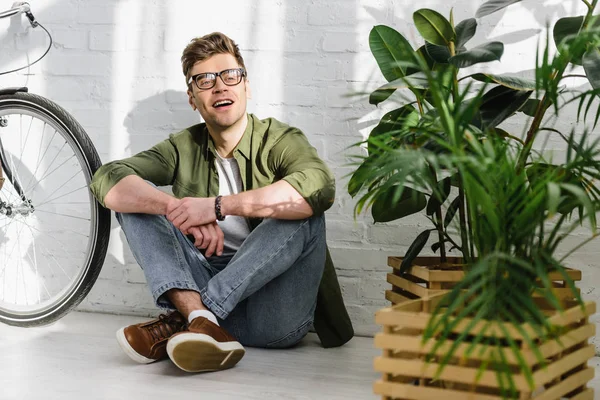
[123,90,200,154]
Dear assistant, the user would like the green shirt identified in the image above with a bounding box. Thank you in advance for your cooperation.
[90,113,354,348]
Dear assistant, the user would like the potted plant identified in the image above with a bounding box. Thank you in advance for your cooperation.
[348,0,600,397]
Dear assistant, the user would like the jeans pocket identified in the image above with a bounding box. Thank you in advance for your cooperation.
[266,319,313,349]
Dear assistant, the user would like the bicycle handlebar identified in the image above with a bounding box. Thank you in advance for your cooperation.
[0,2,30,19]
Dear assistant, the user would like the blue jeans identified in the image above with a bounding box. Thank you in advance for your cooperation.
[115,212,326,349]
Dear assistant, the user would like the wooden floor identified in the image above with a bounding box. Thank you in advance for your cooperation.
[2,311,600,399]
[0,311,379,400]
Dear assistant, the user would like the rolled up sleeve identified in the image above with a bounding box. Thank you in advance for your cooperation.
[89,138,178,207]
[269,128,335,215]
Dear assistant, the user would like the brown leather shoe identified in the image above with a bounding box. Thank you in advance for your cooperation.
[166,317,245,372]
[116,311,187,364]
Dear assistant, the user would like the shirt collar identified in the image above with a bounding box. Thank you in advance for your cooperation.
[205,114,265,160]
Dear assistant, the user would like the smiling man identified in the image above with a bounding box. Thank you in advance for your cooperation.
[89,32,353,373]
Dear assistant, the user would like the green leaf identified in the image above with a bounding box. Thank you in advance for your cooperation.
[476,0,522,18]
[368,105,419,155]
[372,186,427,222]
[478,86,533,129]
[470,73,537,91]
[369,88,396,106]
[519,98,548,117]
[431,241,442,253]
[583,47,600,90]
[413,9,455,46]
[348,161,372,197]
[547,182,561,217]
[455,18,477,48]
[425,42,451,64]
[372,72,430,92]
[369,25,414,82]
[553,16,600,65]
[426,177,452,216]
[444,196,461,228]
[399,230,432,274]
[448,42,504,68]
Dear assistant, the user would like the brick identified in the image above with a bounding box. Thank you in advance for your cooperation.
[50,29,88,50]
[338,276,361,299]
[76,5,117,24]
[89,30,125,51]
[308,2,358,27]
[322,32,359,53]
[44,54,112,76]
[326,219,366,244]
[360,277,389,301]
[285,30,322,53]
[282,85,322,107]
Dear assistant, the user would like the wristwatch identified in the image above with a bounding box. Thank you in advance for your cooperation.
[215,195,225,221]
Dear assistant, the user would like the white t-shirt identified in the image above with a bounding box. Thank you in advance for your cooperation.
[214,152,251,254]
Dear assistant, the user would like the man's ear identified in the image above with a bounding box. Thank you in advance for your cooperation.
[187,89,197,111]
[245,79,252,100]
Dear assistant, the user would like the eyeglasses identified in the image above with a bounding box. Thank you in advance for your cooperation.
[188,68,246,90]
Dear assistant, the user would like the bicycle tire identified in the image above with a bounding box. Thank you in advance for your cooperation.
[0,91,110,327]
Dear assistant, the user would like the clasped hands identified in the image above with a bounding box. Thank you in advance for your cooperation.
[166,197,224,257]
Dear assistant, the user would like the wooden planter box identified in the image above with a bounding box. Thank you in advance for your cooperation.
[374,293,596,399]
[386,256,582,305]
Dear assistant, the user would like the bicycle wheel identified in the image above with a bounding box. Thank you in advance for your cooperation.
[0,91,110,326]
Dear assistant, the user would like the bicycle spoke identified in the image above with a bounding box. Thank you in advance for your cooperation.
[35,209,90,221]
[23,220,89,255]
[17,114,34,169]
[27,152,74,197]
[23,139,67,194]
[24,224,41,304]
[36,185,89,209]
[34,170,85,208]
[23,122,52,194]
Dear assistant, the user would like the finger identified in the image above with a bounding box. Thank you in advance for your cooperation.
[180,219,195,233]
[199,225,212,250]
[172,214,188,230]
[167,208,182,223]
[204,224,218,257]
[215,223,224,256]
[189,227,203,247]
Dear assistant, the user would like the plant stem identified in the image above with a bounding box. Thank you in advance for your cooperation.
[429,167,447,262]
[582,0,592,10]
[458,184,471,262]
[517,2,598,171]
[448,40,469,261]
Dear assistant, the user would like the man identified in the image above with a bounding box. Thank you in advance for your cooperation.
[90,32,353,373]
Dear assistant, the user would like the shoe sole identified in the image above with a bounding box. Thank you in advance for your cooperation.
[167,333,245,372]
[116,327,156,364]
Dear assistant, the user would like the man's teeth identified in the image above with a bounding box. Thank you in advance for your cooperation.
[214,100,233,107]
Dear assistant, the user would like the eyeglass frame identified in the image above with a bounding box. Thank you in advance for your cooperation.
[187,68,247,91]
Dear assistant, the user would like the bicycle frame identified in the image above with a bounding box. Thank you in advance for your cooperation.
[0,87,29,200]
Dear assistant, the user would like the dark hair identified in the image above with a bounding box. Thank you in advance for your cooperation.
[181,32,246,87]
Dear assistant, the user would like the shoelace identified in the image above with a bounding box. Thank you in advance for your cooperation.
[145,313,187,342]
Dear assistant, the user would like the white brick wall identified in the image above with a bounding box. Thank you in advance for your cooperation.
[1,0,599,343]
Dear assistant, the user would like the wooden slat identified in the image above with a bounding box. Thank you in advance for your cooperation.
[532,345,595,386]
[373,323,595,365]
[387,273,432,298]
[379,299,596,340]
[533,367,594,400]
[427,269,465,282]
[373,379,502,400]
[403,265,432,281]
[569,388,594,400]
[374,356,532,390]
[546,268,582,281]
[385,290,414,305]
